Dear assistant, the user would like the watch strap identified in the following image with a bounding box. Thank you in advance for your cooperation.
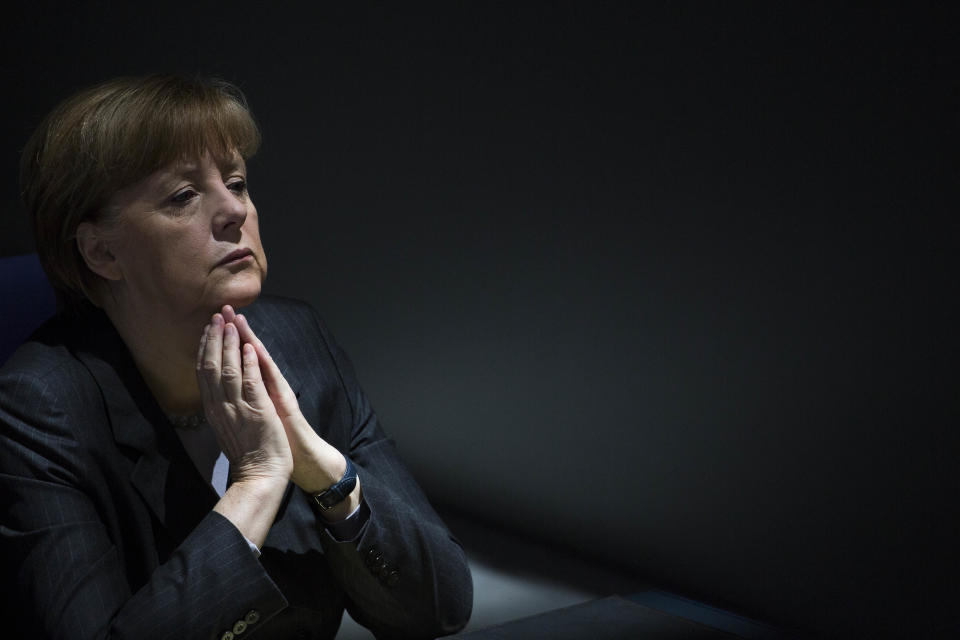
[311,457,358,511]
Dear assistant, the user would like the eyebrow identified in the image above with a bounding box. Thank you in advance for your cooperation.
[162,156,246,181]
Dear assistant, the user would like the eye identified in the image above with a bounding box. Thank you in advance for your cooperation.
[170,188,198,206]
[227,179,247,196]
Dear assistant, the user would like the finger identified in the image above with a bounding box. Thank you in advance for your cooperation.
[234,313,264,350]
[241,342,272,408]
[198,315,225,412]
[220,322,243,403]
[234,314,298,415]
[222,304,237,324]
[196,324,216,413]
[253,340,300,417]
[234,314,280,381]
[199,314,224,388]
[195,323,210,372]
[252,338,292,394]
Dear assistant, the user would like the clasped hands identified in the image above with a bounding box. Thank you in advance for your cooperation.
[196,305,359,520]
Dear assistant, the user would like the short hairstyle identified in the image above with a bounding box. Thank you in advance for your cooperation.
[20,75,261,309]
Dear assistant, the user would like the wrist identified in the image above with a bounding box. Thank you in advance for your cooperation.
[214,475,288,549]
[298,453,346,494]
[318,477,363,523]
[293,428,347,494]
[229,474,289,499]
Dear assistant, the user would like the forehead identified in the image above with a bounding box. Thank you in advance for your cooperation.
[144,150,246,187]
[163,150,246,176]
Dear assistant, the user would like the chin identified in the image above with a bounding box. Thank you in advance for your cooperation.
[208,263,266,311]
[218,278,262,310]
[228,291,260,310]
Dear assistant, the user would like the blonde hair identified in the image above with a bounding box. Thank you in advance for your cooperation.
[20,75,261,308]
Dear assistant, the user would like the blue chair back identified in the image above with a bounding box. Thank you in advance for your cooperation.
[0,253,58,365]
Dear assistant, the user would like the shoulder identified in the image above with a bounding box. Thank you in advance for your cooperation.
[243,294,317,323]
[0,316,106,480]
[0,314,100,403]
[242,295,336,348]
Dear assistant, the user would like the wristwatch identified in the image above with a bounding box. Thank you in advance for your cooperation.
[311,458,358,511]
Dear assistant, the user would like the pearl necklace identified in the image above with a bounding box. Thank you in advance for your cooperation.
[166,413,207,430]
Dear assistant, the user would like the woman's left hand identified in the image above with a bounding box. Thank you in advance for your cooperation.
[220,306,359,512]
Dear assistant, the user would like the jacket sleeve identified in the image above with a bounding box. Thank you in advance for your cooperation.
[299,305,474,639]
[0,361,287,640]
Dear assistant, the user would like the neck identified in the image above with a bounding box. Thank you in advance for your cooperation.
[103,300,210,416]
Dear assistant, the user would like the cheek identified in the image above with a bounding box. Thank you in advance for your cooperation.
[246,206,260,233]
[245,210,265,250]
[150,226,209,275]
[121,226,169,266]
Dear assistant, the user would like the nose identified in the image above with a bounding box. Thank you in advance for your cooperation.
[211,183,247,236]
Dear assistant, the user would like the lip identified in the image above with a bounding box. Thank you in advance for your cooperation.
[216,248,254,267]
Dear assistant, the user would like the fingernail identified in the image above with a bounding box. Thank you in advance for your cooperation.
[225,323,236,336]
[213,314,223,326]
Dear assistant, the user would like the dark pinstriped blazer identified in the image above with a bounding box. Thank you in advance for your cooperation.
[0,296,472,639]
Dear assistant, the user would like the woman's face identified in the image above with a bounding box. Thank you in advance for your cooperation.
[104,150,267,319]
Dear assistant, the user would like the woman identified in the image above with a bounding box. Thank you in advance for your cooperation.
[0,75,472,639]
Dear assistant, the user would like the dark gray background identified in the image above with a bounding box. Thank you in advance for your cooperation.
[2,3,956,637]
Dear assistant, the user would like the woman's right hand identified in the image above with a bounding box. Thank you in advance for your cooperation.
[196,313,293,488]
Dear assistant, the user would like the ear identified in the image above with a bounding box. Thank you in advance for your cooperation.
[76,221,122,281]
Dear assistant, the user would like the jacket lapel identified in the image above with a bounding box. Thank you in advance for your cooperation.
[72,308,216,550]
